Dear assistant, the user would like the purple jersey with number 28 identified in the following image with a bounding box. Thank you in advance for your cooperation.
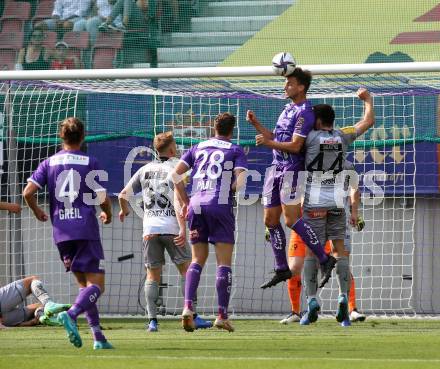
[180,138,248,245]
[180,138,248,207]
[28,150,106,244]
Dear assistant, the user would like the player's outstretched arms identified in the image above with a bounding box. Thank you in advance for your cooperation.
[0,201,21,214]
[22,183,48,222]
[246,110,274,140]
[99,195,112,224]
[354,88,375,136]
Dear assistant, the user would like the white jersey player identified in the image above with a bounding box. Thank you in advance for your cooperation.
[118,132,212,332]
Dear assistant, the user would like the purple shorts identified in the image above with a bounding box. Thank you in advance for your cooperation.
[262,163,301,208]
[56,239,105,274]
[187,204,235,245]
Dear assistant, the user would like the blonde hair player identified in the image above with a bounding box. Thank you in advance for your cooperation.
[118,132,212,332]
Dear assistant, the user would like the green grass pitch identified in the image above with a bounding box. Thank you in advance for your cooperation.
[1,319,440,369]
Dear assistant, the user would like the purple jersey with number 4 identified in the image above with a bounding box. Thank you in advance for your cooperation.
[28,150,106,243]
[272,100,315,167]
[180,138,248,207]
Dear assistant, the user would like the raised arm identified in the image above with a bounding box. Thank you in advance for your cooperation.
[354,88,375,136]
[246,110,274,140]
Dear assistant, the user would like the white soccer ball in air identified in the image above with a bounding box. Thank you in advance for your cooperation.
[272,52,296,76]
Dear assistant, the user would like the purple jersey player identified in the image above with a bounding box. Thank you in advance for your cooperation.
[172,112,248,333]
[23,117,113,350]
[246,67,336,290]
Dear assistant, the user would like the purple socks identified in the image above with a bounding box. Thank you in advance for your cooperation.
[85,304,106,342]
[67,284,101,320]
[267,224,289,271]
[68,285,105,342]
[216,266,232,319]
[291,218,328,264]
[184,263,202,311]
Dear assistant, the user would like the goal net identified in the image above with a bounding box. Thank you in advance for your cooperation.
[1,64,439,317]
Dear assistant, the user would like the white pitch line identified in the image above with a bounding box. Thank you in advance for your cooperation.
[2,354,440,363]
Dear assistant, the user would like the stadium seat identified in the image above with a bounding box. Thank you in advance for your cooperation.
[0,31,24,50]
[94,31,123,49]
[1,19,26,33]
[92,48,119,69]
[92,32,124,69]
[41,31,57,49]
[0,31,24,71]
[1,1,31,20]
[62,31,89,61]
[63,31,89,50]
[32,1,55,27]
[1,1,31,33]
[0,49,17,70]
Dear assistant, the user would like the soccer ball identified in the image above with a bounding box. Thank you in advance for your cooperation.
[272,52,296,76]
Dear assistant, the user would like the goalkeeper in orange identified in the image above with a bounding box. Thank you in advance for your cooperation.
[279,178,366,325]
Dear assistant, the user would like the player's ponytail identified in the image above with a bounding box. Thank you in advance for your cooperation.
[59,117,85,145]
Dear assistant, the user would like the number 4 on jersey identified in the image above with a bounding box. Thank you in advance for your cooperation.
[56,169,79,203]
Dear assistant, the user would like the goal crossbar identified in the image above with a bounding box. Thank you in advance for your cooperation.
[1,62,440,80]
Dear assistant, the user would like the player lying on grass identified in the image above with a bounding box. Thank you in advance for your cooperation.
[0,203,69,328]
[172,112,248,332]
[23,117,114,350]
[0,275,70,328]
[118,131,212,332]
[300,88,375,325]
[246,68,336,290]
[281,171,366,324]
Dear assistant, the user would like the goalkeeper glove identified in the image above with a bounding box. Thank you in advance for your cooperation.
[265,227,270,242]
[356,216,365,232]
